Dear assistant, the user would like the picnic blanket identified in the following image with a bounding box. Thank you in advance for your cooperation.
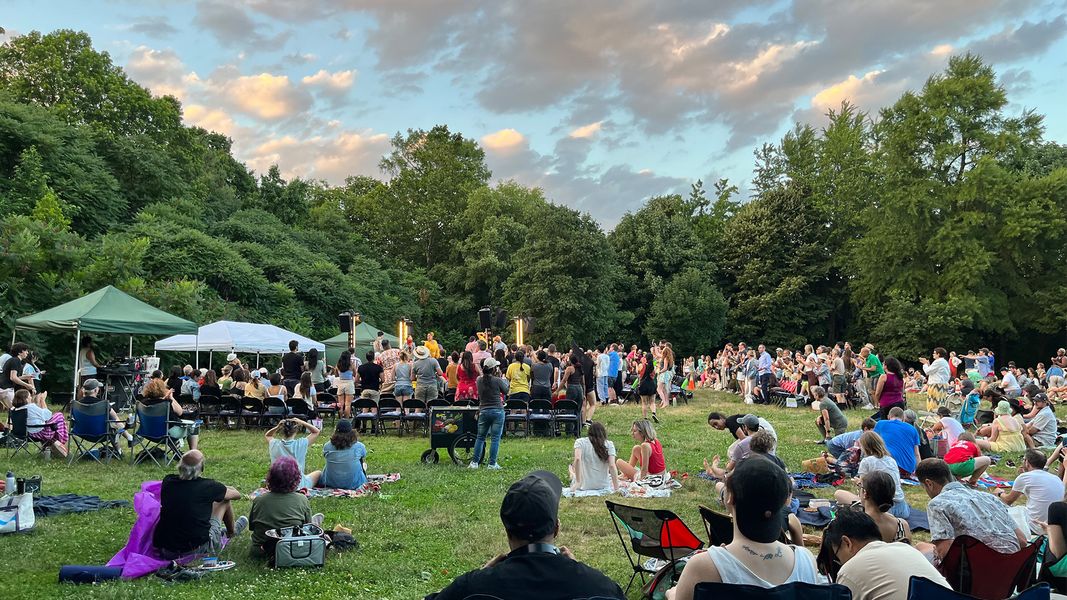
[248,473,401,500]
[564,477,682,499]
[33,494,129,517]
[790,472,835,489]
[795,504,930,532]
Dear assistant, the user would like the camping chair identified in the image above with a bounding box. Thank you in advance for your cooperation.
[698,505,735,547]
[504,398,529,437]
[694,581,853,600]
[7,407,54,457]
[351,397,379,433]
[909,576,1051,600]
[528,398,555,437]
[605,500,705,593]
[67,400,124,465]
[131,401,183,467]
[377,395,402,435]
[401,399,429,436]
[554,399,581,437]
[938,535,1045,600]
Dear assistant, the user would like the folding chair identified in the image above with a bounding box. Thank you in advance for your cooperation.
[217,394,243,428]
[698,505,734,547]
[315,392,338,421]
[908,576,1050,600]
[197,393,221,426]
[351,397,378,433]
[553,399,581,437]
[401,399,429,436]
[131,401,183,467]
[504,398,529,436]
[938,535,1045,600]
[605,500,705,593]
[263,396,289,423]
[240,397,267,427]
[528,398,555,437]
[286,398,314,420]
[7,407,54,457]
[67,400,123,465]
[694,581,853,600]
[377,395,402,435]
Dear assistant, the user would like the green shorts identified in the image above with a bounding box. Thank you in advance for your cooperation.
[948,458,975,477]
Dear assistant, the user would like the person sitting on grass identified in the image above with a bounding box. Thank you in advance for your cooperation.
[975,400,1028,454]
[265,417,321,490]
[153,450,247,559]
[667,457,819,599]
[568,421,620,492]
[426,470,625,600]
[813,385,848,444]
[825,418,877,460]
[834,431,910,518]
[249,456,324,558]
[1024,393,1057,449]
[12,389,68,458]
[704,414,765,481]
[616,419,669,486]
[852,470,912,544]
[820,508,949,597]
[927,406,964,446]
[307,419,367,490]
[873,407,921,477]
[995,448,1065,535]
[942,431,991,487]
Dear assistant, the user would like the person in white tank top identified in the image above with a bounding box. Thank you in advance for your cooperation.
[667,457,820,600]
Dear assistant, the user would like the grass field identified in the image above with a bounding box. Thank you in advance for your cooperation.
[0,390,1023,599]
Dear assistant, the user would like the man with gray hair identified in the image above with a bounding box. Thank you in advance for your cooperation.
[153,450,246,558]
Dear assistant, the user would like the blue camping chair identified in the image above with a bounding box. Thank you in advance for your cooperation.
[67,400,123,465]
[7,406,55,457]
[131,401,183,467]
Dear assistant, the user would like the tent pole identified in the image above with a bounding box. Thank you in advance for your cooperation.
[128,336,133,358]
[256,353,260,369]
[72,327,81,402]
[209,353,213,370]
[10,328,16,346]
[195,334,200,370]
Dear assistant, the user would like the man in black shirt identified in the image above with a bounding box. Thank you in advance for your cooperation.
[281,340,304,395]
[708,412,745,440]
[356,350,384,401]
[153,450,246,558]
[426,470,624,600]
[1,343,34,409]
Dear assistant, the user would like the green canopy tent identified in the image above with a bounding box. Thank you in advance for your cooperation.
[13,285,198,399]
[324,321,399,364]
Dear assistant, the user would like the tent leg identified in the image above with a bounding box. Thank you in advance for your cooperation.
[128,336,133,358]
[209,353,213,369]
[256,353,260,369]
[72,328,81,402]
[195,334,200,370]
[10,328,16,346]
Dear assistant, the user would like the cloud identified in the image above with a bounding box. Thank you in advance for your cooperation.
[125,46,196,100]
[811,70,887,110]
[569,121,603,139]
[122,16,179,38]
[183,104,241,137]
[244,129,391,182]
[193,0,291,48]
[216,72,313,120]
[283,52,318,64]
[301,69,357,102]
[964,16,1067,64]
[480,128,526,152]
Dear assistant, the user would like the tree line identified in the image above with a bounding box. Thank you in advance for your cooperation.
[1,30,1065,392]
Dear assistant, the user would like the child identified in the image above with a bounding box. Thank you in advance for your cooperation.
[958,379,980,429]
[943,432,991,486]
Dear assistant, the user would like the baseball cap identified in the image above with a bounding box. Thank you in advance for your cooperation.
[483,358,500,371]
[335,419,353,433]
[82,378,102,391]
[251,370,262,378]
[227,352,238,361]
[728,456,791,543]
[741,414,760,432]
[1034,393,1050,404]
[500,470,563,542]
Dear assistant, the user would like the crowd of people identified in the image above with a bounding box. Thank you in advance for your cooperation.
[4,332,1067,599]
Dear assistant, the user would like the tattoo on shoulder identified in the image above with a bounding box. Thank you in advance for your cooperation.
[742,544,783,560]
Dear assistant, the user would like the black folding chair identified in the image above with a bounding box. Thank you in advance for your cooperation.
[351,397,378,433]
[197,393,222,425]
[698,505,734,547]
[553,398,581,437]
[241,397,267,428]
[377,395,402,435]
[605,500,705,593]
[286,398,314,420]
[316,392,338,421]
[401,398,429,436]
[528,398,555,437]
[504,398,529,436]
[7,407,54,457]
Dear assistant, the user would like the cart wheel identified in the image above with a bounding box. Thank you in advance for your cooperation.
[449,432,477,466]
[420,449,440,464]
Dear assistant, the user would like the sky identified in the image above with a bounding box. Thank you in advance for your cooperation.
[4,1,1067,227]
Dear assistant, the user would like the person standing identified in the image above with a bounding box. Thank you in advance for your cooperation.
[424,332,443,359]
[859,346,884,398]
[470,358,509,470]
[305,348,328,394]
[77,336,101,386]
[920,347,952,412]
[413,346,444,404]
[281,340,304,395]
[377,340,402,393]
[606,343,621,404]
[873,357,907,420]
[656,344,675,409]
[373,331,385,355]
[757,344,773,406]
[1,343,35,409]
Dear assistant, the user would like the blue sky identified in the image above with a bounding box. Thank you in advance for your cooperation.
[5,0,1067,227]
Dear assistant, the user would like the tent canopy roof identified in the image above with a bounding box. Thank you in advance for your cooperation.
[15,286,198,335]
[324,321,398,362]
[154,320,324,354]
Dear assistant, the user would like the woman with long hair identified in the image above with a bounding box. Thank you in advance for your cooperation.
[637,352,659,423]
[308,419,367,490]
[335,351,354,419]
[657,344,675,409]
[873,356,906,419]
[834,431,909,518]
[230,368,249,394]
[305,347,328,393]
[292,371,316,411]
[505,350,532,402]
[569,421,619,491]
[456,350,478,402]
[469,358,509,469]
[142,377,199,451]
[13,389,69,458]
[394,351,414,404]
[616,419,668,486]
[563,353,588,420]
[200,369,221,398]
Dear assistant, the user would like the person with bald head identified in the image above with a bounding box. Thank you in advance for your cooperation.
[153,450,246,558]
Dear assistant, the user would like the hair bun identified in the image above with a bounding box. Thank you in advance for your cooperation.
[763,510,773,519]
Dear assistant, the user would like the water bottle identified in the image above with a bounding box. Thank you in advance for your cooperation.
[5,471,14,496]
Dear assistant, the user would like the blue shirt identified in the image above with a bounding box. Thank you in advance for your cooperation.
[320,441,367,490]
[975,356,992,377]
[758,352,772,376]
[874,419,921,474]
[960,393,981,425]
[827,430,863,456]
[607,351,621,377]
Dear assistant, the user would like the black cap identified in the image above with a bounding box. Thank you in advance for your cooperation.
[335,419,353,433]
[727,456,791,543]
[500,470,563,542]
[1034,393,1050,404]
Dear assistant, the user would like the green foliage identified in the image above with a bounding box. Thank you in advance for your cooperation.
[30,187,70,229]
[645,268,727,356]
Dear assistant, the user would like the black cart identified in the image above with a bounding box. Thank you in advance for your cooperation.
[421,406,480,465]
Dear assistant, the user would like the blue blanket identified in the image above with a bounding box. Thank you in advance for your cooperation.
[796,504,929,532]
[33,494,130,517]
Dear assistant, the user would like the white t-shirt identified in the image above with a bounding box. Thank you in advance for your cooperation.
[859,455,905,504]
[1012,469,1065,533]
[23,403,53,431]
[1029,407,1057,447]
[596,353,610,377]
[837,541,950,600]
[939,417,965,445]
[573,437,616,491]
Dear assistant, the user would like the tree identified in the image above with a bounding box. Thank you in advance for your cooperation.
[645,268,727,356]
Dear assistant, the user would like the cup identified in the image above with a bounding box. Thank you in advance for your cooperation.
[201,556,218,568]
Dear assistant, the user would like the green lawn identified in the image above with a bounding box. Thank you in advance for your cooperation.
[0,390,1022,599]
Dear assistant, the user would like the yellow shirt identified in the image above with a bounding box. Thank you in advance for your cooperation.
[425,339,442,358]
[506,362,532,395]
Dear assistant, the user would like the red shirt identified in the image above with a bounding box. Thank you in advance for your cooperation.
[645,439,666,475]
[944,440,980,464]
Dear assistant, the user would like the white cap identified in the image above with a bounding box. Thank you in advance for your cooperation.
[227,352,238,361]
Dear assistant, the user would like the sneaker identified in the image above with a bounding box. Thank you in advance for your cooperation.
[468,462,480,469]
[311,513,324,527]
[862,403,874,410]
[816,440,827,445]
[487,463,502,470]
[233,516,249,537]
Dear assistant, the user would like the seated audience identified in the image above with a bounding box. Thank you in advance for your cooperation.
[856,470,911,543]
[975,400,1027,453]
[835,431,910,518]
[616,419,668,486]
[930,406,965,445]
[165,366,184,397]
[13,388,69,457]
[200,370,221,398]
[425,470,625,599]
[308,419,367,490]
[996,448,1065,535]
[1041,501,1067,577]
[218,365,234,392]
[813,385,848,442]
[142,377,199,451]
[825,418,877,459]
[569,421,620,492]
[821,508,949,598]
[1024,393,1057,448]
[153,450,246,558]
[874,407,921,476]
[266,372,289,405]
[915,458,1027,561]
[243,370,269,401]
[179,365,201,401]
[249,457,323,557]
[291,371,317,411]
[667,457,819,600]
[265,417,321,490]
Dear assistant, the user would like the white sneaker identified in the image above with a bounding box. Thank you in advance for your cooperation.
[862,403,874,410]
[487,463,502,470]
[468,462,479,469]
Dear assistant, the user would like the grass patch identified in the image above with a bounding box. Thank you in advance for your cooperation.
[0,390,1023,599]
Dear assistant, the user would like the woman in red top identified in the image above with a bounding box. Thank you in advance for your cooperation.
[616,419,668,486]
[455,351,478,402]
[943,431,991,486]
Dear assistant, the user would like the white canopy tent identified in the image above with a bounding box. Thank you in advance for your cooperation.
[154,320,325,356]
